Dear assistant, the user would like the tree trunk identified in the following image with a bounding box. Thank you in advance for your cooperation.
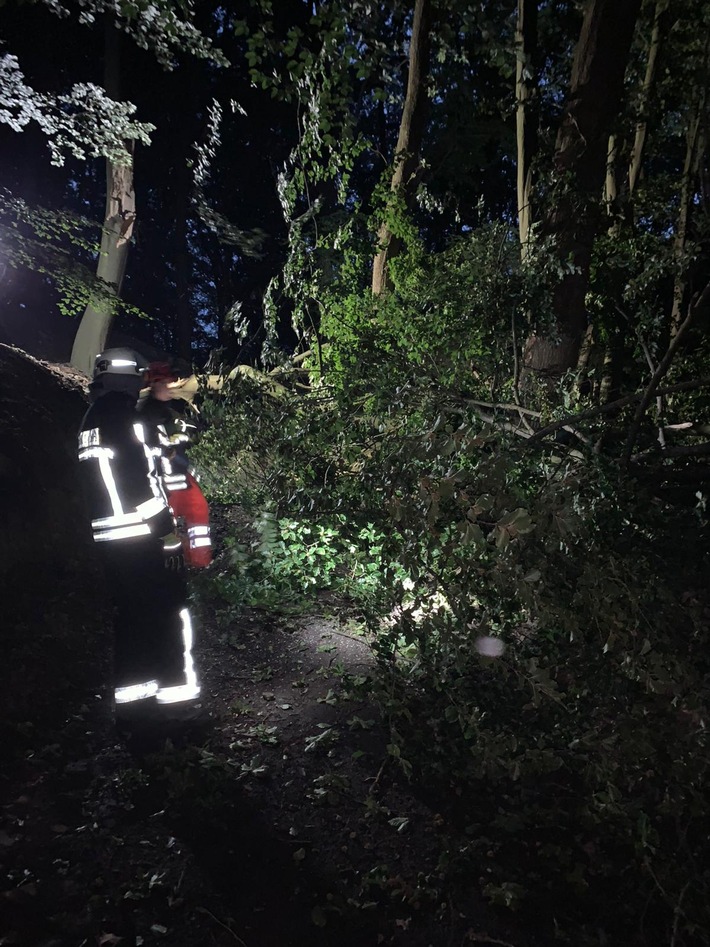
[371,0,432,295]
[516,0,538,257]
[70,21,136,376]
[628,0,669,198]
[670,109,706,335]
[604,133,618,211]
[523,0,641,382]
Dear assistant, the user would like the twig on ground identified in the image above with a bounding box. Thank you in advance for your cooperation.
[463,932,519,947]
[196,906,249,946]
[671,882,691,947]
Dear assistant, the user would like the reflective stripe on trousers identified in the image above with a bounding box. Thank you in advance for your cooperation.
[113,608,200,705]
[115,680,159,704]
[156,608,200,703]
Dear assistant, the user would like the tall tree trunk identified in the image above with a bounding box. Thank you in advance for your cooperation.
[371,0,432,295]
[670,104,706,335]
[628,0,669,198]
[667,31,710,337]
[516,0,538,258]
[70,21,136,376]
[523,0,641,382]
[604,133,618,211]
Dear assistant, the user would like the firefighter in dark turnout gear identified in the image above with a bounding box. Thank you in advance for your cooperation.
[77,348,200,713]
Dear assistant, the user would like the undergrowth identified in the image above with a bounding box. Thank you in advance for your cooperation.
[193,376,709,945]
[190,280,710,945]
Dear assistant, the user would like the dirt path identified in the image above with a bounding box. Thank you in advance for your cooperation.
[0,345,522,947]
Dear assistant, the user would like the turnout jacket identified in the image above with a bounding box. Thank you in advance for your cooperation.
[137,394,200,494]
[137,393,213,567]
[78,390,174,544]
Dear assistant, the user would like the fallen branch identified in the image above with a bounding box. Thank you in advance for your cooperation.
[632,440,710,461]
[524,378,710,446]
[623,278,710,468]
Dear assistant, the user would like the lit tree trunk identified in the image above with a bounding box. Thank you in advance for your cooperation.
[523,0,641,382]
[604,133,618,211]
[669,30,710,337]
[70,22,136,376]
[516,0,538,257]
[628,0,669,198]
[371,0,432,295]
[670,104,706,335]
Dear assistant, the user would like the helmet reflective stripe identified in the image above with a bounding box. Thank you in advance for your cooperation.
[155,608,200,704]
[94,523,152,541]
[115,680,159,704]
[94,347,148,378]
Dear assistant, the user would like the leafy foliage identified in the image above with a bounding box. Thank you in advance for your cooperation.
[38,0,229,68]
[0,188,149,318]
[194,231,710,943]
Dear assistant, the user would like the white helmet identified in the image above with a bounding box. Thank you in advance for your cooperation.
[93,347,149,379]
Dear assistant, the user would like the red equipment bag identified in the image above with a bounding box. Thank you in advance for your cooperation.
[168,471,213,568]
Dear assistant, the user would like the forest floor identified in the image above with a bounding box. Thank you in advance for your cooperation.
[0,345,529,947]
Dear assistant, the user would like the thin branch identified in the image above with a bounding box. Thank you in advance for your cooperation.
[195,906,249,946]
[635,325,666,448]
[524,378,710,446]
[511,309,535,433]
[462,397,541,418]
[623,279,710,468]
[632,440,710,460]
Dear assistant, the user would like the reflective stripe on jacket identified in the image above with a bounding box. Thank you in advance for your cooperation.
[78,391,173,543]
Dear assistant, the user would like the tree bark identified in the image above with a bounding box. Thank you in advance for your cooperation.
[371,0,432,295]
[628,0,669,198]
[70,21,136,376]
[604,133,618,212]
[516,0,538,257]
[523,0,641,383]
[670,40,709,336]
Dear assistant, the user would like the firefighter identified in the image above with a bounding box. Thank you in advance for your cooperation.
[138,361,213,568]
[77,347,201,720]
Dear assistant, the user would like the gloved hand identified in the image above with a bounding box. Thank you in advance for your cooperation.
[162,532,184,572]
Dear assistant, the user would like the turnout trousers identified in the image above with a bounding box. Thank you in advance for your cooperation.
[99,539,200,706]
